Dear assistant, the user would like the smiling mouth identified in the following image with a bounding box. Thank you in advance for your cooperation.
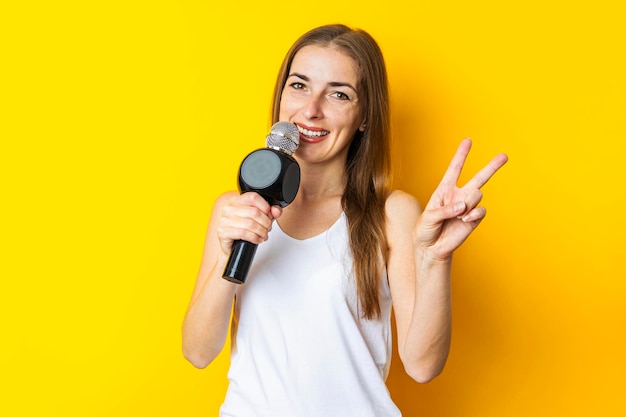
[297,125,330,138]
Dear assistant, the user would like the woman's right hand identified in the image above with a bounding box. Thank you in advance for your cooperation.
[183,190,283,368]
[216,192,283,255]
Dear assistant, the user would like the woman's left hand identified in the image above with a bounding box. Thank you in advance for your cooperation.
[414,139,508,262]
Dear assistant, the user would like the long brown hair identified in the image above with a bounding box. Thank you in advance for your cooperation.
[271,24,391,320]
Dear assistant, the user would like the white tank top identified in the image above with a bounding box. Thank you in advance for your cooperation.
[220,213,401,417]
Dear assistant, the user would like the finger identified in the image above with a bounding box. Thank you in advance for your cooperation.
[464,153,508,190]
[233,207,274,234]
[270,205,283,220]
[222,201,272,225]
[218,224,268,246]
[458,189,483,216]
[422,200,467,226]
[220,201,275,243]
[218,205,274,242]
[237,192,273,215]
[461,206,487,223]
[439,139,472,186]
[226,193,275,228]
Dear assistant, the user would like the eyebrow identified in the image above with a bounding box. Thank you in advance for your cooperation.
[288,72,358,93]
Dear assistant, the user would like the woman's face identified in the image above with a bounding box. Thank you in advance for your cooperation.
[279,45,366,165]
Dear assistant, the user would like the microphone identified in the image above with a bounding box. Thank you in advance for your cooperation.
[222,121,301,284]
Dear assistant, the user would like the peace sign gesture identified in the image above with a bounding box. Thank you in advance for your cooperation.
[414,139,508,262]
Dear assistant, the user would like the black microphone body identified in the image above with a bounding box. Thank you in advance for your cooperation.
[222,122,300,284]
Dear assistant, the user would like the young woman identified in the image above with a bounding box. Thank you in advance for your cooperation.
[183,24,508,416]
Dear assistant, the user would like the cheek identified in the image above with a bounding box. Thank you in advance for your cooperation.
[278,92,292,119]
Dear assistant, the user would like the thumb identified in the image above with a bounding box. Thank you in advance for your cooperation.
[270,205,283,220]
[416,201,465,240]
[424,201,466,225]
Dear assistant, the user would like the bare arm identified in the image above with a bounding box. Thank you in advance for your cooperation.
[388,140,508,383]
[387,190,452,383]
[182,191,282,368]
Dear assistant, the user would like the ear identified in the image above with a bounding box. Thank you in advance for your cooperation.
[358,119,367,132]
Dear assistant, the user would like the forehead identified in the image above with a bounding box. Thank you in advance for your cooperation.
[290,45,360,85]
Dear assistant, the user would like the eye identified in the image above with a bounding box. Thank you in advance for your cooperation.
[331,91,350,100]
[289,82,305,90]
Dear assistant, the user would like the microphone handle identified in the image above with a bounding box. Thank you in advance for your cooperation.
[222,239,258,284]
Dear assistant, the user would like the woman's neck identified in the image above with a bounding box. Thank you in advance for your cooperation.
[294,159,347,201]
[278,160,346,239]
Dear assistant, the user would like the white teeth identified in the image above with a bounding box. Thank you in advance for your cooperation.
[298,126,329,137]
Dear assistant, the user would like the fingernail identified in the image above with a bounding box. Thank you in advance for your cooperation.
[454,202,466,213]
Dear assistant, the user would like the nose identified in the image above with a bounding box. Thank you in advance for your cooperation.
[303,92,324,119]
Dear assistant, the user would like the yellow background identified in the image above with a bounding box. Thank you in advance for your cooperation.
[2,1,624,416]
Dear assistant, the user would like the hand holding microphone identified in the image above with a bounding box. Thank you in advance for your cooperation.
[222,122,300,284]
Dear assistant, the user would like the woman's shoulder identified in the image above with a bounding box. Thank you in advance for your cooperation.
[384,189,421,246]
[385,189,422,217]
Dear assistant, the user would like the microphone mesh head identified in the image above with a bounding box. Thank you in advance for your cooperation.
[266,122,300,155]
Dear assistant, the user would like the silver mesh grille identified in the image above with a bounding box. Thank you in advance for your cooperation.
[266,122,299,155]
